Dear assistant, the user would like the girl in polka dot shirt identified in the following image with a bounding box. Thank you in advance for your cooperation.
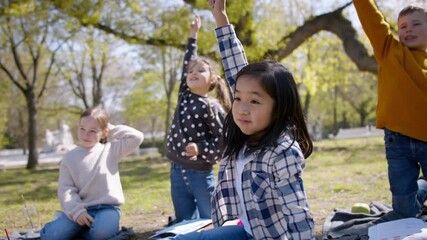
[166,15,232,225]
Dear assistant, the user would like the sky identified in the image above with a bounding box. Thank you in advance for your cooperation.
[311,0,425,31]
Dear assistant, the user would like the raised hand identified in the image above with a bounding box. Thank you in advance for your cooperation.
[208,0,229,27]
[190,15,201,39]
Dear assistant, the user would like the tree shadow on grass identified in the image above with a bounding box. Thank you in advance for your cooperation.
[1,167,59,204]
[2,182,57,205]
[119,157,170,189]
[0,167,58,188]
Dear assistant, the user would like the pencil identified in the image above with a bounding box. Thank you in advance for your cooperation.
[4,228,10,240]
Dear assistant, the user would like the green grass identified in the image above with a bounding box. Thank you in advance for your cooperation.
[304,137,389,235]
[0,136,390,238]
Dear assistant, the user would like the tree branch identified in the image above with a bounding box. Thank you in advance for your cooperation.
[264,2,378,74]
[6,17,29,84]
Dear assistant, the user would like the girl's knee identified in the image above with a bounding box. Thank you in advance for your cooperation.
[40,218,83,240]
[88,226,119,240]
[40,227,67,240]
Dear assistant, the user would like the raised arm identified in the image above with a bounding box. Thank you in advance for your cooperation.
[179,15,201,93]
[209,0,248,92]
[108,124,144,158]
[353,0,395,62]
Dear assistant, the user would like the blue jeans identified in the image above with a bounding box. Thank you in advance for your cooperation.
[170,162,215,222]
[172,225,253,240]
[384,129,427,217]
[40,205,121,240]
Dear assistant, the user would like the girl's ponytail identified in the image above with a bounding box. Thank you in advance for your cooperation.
[215,76,232,113]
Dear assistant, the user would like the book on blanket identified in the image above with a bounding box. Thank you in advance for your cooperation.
[368,217,427,240]
[150,218,212,239]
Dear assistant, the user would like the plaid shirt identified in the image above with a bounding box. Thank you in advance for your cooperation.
[212,25,315,240]
[215,25,248,91]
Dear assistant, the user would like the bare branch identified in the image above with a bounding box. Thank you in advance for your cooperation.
[6,17,29,84]
[38,36,72,99]
[0,61,26,92]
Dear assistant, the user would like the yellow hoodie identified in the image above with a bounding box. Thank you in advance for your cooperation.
[353,0,427,142]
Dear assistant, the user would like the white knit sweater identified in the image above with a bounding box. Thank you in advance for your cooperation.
[57,124,144,221]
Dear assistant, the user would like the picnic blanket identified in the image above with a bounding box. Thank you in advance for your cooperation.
[74,227,135,240]
[1,226,135,240]
[322,202,406,240]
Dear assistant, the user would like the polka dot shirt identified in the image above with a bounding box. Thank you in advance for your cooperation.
[166,38,226,171]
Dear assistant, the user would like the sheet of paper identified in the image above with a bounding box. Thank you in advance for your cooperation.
[368,218,427,240]
[150,218,212,239]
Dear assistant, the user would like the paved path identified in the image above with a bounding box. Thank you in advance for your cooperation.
[0,152,62,168]
[334,127,384,140]
[0,147,158,168]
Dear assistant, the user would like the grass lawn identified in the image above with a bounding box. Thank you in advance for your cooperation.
[0,136,390,239]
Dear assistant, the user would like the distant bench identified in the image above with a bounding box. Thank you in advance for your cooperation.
[0,149,25,156]
[334,126,384,140]
[133,147,159,156]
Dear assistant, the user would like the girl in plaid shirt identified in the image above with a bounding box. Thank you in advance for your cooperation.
[170,0,315,239]
[167,15,232,225]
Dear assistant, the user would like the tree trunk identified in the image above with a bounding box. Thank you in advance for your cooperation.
[303,91,311,118]
[25,91,39,169]
[333,86,338,135]
[359,110,367,127]
[162,95,172,157]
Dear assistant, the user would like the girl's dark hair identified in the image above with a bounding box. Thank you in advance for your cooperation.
[188,57,232,112]
[223,60,313,159]
[80,106,109,144]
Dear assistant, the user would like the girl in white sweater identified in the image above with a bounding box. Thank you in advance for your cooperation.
[40,107,144,240]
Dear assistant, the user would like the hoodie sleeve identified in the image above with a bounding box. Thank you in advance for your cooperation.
[353,0,396,62]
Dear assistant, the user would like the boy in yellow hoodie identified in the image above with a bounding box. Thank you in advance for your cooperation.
[353,0,427,217]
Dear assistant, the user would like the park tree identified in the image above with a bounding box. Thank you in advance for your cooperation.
[46,0,379,73]
[57,27,118,109]
[4,90,27,152]
[0,0,416,163]
[336,71,377,127]
[0,1,72,169]
[0,70,13,148]
[44,0,418,77]
[43,0,407,140]
[123,45,182,154]
[123,70,170,147]
[285,28,378,134]
[124,71,161,139]
[159,47,183,152]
